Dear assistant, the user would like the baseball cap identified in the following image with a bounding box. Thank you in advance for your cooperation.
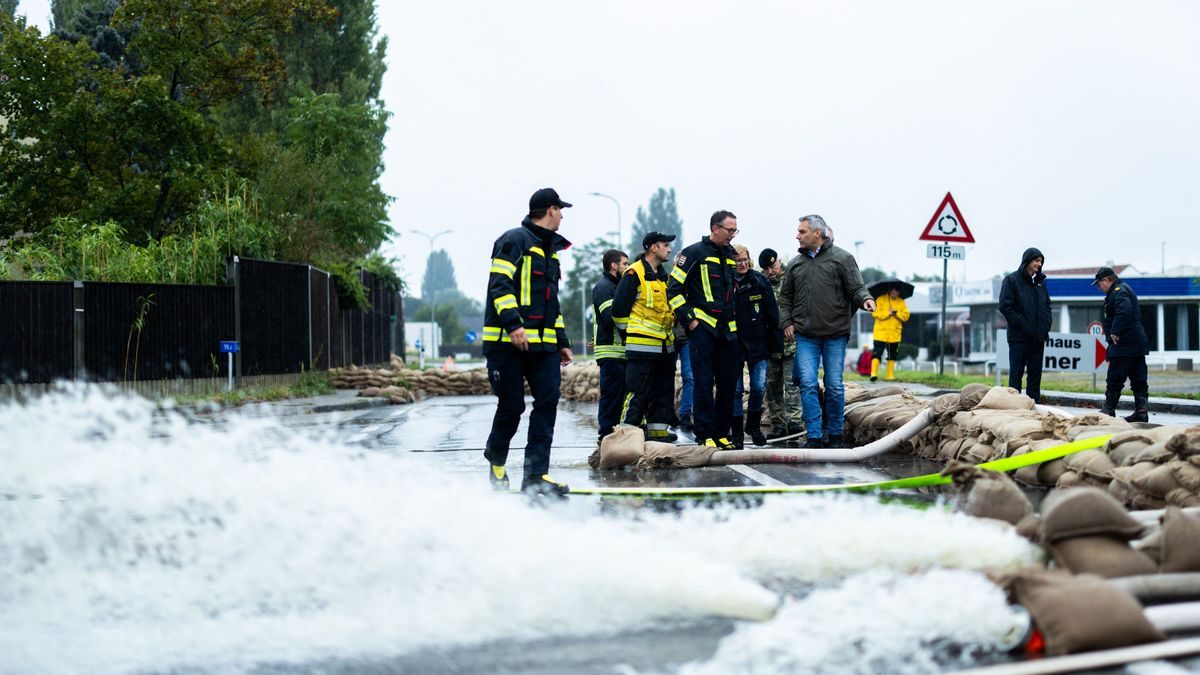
[642,231,676,249]
[1091,266,1115,286]
[529,187,573,211]
[758,248,779,269]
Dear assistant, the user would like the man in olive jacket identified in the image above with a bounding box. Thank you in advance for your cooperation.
[998,247,1052,403]
[778,215,875,448]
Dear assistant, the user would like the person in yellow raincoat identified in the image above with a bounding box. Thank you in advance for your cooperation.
[869,284,910,381]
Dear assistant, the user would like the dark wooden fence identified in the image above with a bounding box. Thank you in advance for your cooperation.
[0,257,401,385]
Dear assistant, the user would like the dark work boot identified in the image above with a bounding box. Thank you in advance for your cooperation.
[679,414,694,433]
[731,415,745,449]
[1099,389,1121,418]
[802,436,826,449]
[746,410,767,447]
[1125,395,1150,424]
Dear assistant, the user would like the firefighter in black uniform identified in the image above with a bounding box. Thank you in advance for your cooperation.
[482,188,573,496]
[1094,266,1151,423]
[666,210,741,449]
[592,248,629,440]
[612,232,677,441]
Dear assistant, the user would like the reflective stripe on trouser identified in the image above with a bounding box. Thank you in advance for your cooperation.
[765,355,803,430]
[484,348,560,479]
[688,327,741,443]
[597,359,627,438]
[620,355,676,437]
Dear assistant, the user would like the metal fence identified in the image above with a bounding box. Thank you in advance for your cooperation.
[0,258,401,385]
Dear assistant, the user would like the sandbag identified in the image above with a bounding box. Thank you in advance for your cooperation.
[1134,530,1163,565]
[959,383,991,409]
[1106,432,1155,466]
[1056,471,1085,489]
[1170,460,1200,493]
[1047,535,1158,578]
[598,425,644,469]
[1039,487,1146,543]
[1062,450,1116,482]
[1160,507,1200,573]
[1167,427,1200,458]
[636,442,716,470]
[1037,458,1069,486]
[1132,464,1184,499]
[1129,442,1176,466]
[942,462,1032,525]
[972,386,1035,411]
[1004,570,1166,656]
[1166,488,1200,508]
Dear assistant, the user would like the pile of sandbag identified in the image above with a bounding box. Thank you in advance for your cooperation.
[559,362,601,402]
[330,359,492,405]
[1103,426,1200,509]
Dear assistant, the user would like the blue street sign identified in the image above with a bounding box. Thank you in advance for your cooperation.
[465,330,478,344]
[220,341,240,353]
[415,338,423,350]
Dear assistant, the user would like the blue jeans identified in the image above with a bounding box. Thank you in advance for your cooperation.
[794,335,848,439]
[733,359,768,416]
[677,342,694,418]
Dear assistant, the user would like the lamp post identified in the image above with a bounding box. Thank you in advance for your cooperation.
[589,192,622,253]
[854,240,865,346]
[410,228,453,361]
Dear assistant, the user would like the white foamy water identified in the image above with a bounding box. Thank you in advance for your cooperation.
[2,386,1040,675]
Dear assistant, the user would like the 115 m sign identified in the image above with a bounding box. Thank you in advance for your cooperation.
[926,244,965,260]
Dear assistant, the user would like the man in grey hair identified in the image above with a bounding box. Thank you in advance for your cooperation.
[778,215,875,448]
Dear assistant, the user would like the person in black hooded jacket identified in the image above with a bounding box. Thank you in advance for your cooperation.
[998,247,1052,402]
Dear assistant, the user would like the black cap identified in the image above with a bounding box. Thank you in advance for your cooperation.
[642,231,676,249]
[758,248,779,269]
[1092,266,1115,286]
[529,187,572,211]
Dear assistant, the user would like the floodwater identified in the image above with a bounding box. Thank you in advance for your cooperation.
[2,386,1052,675]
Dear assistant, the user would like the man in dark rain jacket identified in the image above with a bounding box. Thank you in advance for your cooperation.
[1093,266,1151,422]
[482,188,574,497]
[998,247,1052,403]
[667,210,741,449]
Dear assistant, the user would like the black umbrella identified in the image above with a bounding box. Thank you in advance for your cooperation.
[867,278,915,300]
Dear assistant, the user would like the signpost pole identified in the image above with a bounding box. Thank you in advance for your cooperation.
[227,352,233,392]
[939,257,948,376]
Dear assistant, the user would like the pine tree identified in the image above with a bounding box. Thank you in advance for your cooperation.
[629,188,683,256]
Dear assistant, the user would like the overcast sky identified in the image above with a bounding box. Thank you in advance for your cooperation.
[15,1,1200,300]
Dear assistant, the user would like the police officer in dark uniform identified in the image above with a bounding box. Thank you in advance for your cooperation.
[667,210,741,449]
[482,188,574,496]
[1094,266,1151,423]
[592,249,628,440]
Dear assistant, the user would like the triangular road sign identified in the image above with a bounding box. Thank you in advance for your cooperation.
[919,192,975,243]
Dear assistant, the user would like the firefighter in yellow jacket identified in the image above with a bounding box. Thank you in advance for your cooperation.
[870,284,910,381]
[611,232,677,441]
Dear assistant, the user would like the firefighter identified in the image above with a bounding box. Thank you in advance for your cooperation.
[592,249,629,440]
[612,232,677,441]
[667,211,741,449]
[482,188,574,497]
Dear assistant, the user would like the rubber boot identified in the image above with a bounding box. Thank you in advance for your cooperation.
[885,360,896,381]
[746,410,767,446]
[1125,395,1149,424]
[870,358,880,382]
[1099,388,1121,418]
[731,415,745,449]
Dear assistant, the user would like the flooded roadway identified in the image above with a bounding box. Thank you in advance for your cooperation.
[4,387,1200,675]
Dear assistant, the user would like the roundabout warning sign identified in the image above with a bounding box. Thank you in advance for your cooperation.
[919,192,975,243]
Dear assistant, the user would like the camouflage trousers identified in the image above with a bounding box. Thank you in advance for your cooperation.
[765,354,804,435]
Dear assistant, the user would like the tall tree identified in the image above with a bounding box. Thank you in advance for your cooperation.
[2,0,17,19]
[50,0,101,29]
[629,188,683,258]
[277,0,386,103]
[421,249,460,304]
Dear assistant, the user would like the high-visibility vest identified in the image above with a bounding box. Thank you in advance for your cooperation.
[614,258,674,356]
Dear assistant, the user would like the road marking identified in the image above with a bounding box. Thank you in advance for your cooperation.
[348,433,368,443]
[728,464,786,486]
[364,425,379,433]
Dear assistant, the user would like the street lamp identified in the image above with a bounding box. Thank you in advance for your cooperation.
[589,192,622,253]
[410,228,453,362]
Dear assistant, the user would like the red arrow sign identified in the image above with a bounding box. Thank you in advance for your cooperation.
[1095,337,1107,368]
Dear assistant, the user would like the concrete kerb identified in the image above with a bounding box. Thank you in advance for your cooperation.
[921,387,1200,417]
